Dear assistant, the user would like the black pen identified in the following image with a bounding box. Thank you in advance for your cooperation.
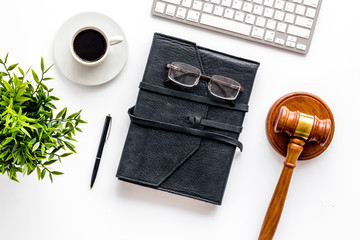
[90,114,112,189]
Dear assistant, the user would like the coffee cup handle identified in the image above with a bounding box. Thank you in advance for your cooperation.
[109,36,123,46]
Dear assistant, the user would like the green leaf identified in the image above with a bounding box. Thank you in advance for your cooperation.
[22,165,28,176]
[11,176,20,183]
[76,119,87,124]
[0,71,8,79]
[7,63,18,71]
[31,69,39,84]
[15,97,31,103]
[63,141,76,153]
[20,127,31,138]
[56,107,67,119]
[18,67,24,76]
[0,137,13,147]
[44,64,54,74]
[49,96,60,101]
[32,142,40,152]
[41,143,45,155]
[2,80,14,93]
[47,102,57,109]
[36,167,41,180]
[68,111,81,119]
[25,66,31,76]
[41,57,45,72]
[4,53,9,63]
[51,171,64,175]
[41,169,46,179]
[48,153,55,161]
[49,173,53,183]
[0,150,9,159]
[60,152,73,158]
[44,160,57,166]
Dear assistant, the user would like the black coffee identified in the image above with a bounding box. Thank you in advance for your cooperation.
[73,29,107,62]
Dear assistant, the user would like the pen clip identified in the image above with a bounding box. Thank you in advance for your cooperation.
[105,116,112,142]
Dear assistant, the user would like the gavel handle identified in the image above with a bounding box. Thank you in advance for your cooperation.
[259,138,306,240]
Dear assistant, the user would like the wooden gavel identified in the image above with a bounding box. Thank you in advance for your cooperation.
[259,106,332,240]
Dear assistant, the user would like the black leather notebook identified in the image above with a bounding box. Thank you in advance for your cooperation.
[116,33,260,205]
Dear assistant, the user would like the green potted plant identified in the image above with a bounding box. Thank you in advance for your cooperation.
[0,54,85,182]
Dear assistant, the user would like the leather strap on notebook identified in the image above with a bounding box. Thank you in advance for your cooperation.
[139,82,249,112]
[187,116,243,133]
[128,107,243,151]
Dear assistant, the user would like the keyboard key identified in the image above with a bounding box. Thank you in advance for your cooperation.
[264,8,274,18]
[293,0,302,3]
[243,2,253,12]
[296,43,307,50]
[235,11,245,21]
[256,17,266,27]
[274,10,284,21]
[245,14,255,24]
[286,41,296,47]
[287,25,310,38]
[265,30,275,41]
[266,19,276,29]
[203,3,214,13]
[187,10,200,22]
[182,0,192,7]
[295,16,313,28]
[211,0,220,4]
[274,0,285,10]
[176,7,187,18]
[163,0,181,4]
[221,0,232,7]
[284,13,295,23]
[214,6,224,16]
[275,37,285,45]
[303,0,318,8]
[193,0,203,10]
[251,27,265,39]
[277,22,287,32]
[224,9,235,18]
[285,2,295,12]
[232,0,243,10]
[264,0,274,7]
[166,5,176,16]
[295,5,306,15]
[287,36,297,42]
[306,8,316,18]
[200,13,252,35]
[155,2,166,13]
[254,0,263,4]
[253,5,264,15]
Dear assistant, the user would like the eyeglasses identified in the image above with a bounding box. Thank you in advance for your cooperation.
[166,62,243,101]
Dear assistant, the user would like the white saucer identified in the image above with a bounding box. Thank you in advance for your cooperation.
[53,12,128,86]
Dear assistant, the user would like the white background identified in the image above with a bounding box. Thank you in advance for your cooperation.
[1,1,359,239]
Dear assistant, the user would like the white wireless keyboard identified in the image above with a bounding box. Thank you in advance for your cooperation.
[152,0,322,54]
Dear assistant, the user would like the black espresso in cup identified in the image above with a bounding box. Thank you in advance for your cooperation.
[73,29,107,62]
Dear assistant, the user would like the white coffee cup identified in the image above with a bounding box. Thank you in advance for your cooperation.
[70,26,123,67]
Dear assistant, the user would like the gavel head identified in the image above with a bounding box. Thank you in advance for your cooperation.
[274,106,332,146]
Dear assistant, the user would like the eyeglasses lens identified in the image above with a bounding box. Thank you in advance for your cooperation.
[168,62,201,87]
[209,75,241,100]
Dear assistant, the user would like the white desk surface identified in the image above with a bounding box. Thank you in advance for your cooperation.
[1,1,359,239]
